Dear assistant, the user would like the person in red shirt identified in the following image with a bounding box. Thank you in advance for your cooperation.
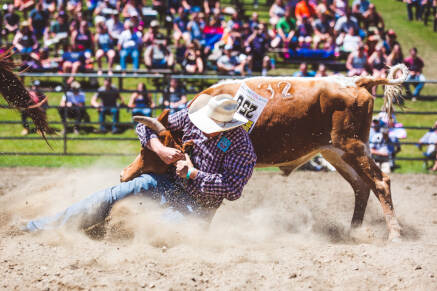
[404,47,425,100]
[21,80,48,135]
[295,0,317,23]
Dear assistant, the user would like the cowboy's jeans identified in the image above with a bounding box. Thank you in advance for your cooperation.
[26,174,213,232]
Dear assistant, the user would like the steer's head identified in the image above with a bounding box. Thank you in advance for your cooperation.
[120,109,193,182]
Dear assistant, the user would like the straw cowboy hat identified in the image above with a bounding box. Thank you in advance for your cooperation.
[188,94,248,134]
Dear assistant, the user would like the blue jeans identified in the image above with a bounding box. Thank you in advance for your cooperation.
[406,74,425,97]
[132,107,152,117]
[120,47,140,70]
[26,174,215,231]
[99,107,119,131]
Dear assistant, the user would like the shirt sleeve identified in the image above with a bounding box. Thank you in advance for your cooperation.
[136,109,189,147]
[190,137,257,201]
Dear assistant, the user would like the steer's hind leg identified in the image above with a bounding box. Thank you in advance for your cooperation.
[338,140,402,241]
[321,148,371,228]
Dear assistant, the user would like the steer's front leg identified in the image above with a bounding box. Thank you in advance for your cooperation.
[120,153,144,182]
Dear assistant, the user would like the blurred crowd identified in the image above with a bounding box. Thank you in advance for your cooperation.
[404,0,437,31]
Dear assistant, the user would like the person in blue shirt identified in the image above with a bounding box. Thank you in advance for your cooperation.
[128,82,154,117]
[164,78,187,114]
[293,62,316,77]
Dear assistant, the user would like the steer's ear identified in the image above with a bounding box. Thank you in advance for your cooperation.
[157,109,170,127]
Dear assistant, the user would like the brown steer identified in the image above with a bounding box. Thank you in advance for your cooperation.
[121,64,409,241]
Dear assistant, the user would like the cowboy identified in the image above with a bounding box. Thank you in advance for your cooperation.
[26,94,257,231]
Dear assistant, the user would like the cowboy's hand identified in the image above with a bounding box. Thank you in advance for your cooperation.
[157,146,185,164]
[175,154,195,179]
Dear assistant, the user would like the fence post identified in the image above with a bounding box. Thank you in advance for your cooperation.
[63,107,68,155]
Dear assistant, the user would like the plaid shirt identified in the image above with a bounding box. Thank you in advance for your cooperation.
[136,109,257,209]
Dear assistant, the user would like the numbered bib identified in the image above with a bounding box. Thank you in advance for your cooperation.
[233,83,269,133]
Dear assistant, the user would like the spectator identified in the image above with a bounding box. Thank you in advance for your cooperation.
[58,81,90,135]
[404,47,425,100]
[249,12,260,30]
[105,12,124,42]
[245,23,271,76]
[296,15,314,45]
[41,0,56,13]
[331,0,348,17]
[182,41,204,73]
[383,29,400,55]
[346,44,368,76]
[2,4,19,43]
[269,0,286,27]
[293,62,315,77]
[369,127,401,173]
[295,0,317,23]
[405,0,423,21]
[187,12,205,43]
[71,20,94,54]
[61,44,90,84]
[94,0,117,24]
[128,82,154,118]
[21,80,48,136]
[164,78,187,114]
[315,64,329,77]
[418,121,437,171]
[44,13,69,49]
[29,2,49,39]
[13,21,38,54]
[226,11,243,31]
[336,27,362,53]
[353,0,371,13]
[144,38,175,70]
[95,22,115,75]
[217,44,247,76]
[121,0,141,18]
[118,20,142,70]
[173,7,190,43]
[14,0,35,18]
[91,78,125,134]
[387,44,404,66]
[368,44,387,94]
[271,7,297,55]
[363,4,385,32]
[67,0,82,14]
[204,0,220,15]
[313,13,332,49]
[143,20,164,45]
[334,8,360,36]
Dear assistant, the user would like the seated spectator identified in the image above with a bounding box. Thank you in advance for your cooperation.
[58,81,90,135]
[67,0,82,14]
[346,44,368,76]
[173,7,190,43]
[368,45,387,94]
[95,22,115,75]
[122,0,141,18]
[271,8,297,55]
[404,47,425,100]
[61,44,90,84]
[91,78,125,134]
[353,0,371,13]
[204,0,220,15]
[144,38,175,70]
[383,29,400,55]
[370,127,401,173]
[164,78,187,114]
[182,41,204,73]
[217,44,247,76]
[94,0,117,24]
[29,2,49,39]
[21,80,48,136]
[128,83,154,118]
[295,0,317,23]
[187,12,205,44]
[293,62,315,77]
[405,0,423,21]
[14,0,35,17]
[296,16,314,46]
[331,0,348,17]
[41,0,56,13]
[363,4,385,32]
[313,13,332,49]
[105,12,124,42]
[334,8,360,36]
[72,20,94,54]
[2,4,19,43]
[118,20,142,70]
[245,24,271,76]
[249,12,260,30]
[269,0,286,27]
[226,11,243,31]
[44,13,69,49]
[387,44,404,66]
[315,64,329,77]
[336,27,362,53]
[143,20,164,45]
[13,21,38,54]
[418,121,437,171]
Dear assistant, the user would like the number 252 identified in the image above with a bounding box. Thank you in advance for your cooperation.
[237,95,257,119]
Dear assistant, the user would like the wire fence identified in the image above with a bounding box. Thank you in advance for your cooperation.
[1,73,436,163]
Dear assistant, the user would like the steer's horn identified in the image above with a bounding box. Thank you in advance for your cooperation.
[133,116,166,133]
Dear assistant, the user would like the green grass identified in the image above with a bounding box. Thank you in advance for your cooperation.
[1,0,436,173]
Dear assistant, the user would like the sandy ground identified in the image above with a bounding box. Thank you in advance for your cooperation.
[0,167,436,290]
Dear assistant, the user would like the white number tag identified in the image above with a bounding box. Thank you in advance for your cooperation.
[234,83,269,133]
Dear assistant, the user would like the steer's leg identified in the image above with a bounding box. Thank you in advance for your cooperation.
[338,140,402,241]
[120,153,144,182]
[321,148,371,228]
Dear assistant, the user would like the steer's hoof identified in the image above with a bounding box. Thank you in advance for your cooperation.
[388,232,402,243]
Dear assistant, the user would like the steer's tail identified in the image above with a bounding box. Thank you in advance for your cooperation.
[0,48,54,142]
[355,63,409,120]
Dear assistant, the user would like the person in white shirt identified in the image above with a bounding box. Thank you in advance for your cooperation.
[117,20,142,70]
[57,81,90,134]
[418,121,437,171]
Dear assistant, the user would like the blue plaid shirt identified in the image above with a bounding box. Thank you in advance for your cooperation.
[136,109,257,208]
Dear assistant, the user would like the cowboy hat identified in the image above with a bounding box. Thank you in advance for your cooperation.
[188,94,248,134]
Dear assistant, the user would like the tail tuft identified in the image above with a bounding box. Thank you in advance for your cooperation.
[383,64,409,121]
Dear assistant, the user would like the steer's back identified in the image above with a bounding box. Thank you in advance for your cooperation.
[200,76,374,166]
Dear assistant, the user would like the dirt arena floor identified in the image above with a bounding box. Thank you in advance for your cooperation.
[0,167,436,290]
